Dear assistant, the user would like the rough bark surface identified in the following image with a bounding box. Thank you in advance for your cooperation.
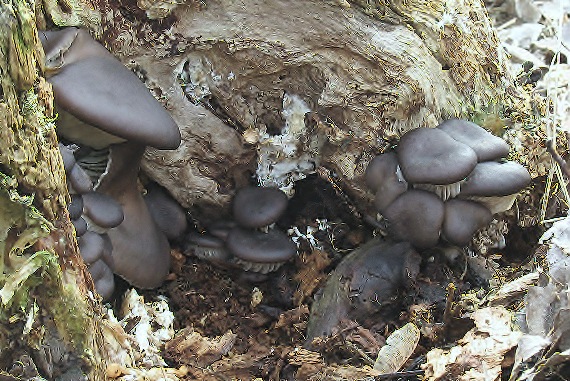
[0,0,550,379]
[38,0,547,220]
[0,2,117,380]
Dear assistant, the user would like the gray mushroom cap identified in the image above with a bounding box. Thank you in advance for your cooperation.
[233,187,288,228]
[207,220,237,240]
[88,259,115,301]
[365,152,408,213]
[226,227,297,263]
[186,232,225,248]
[40,28,181,150]
[397,127,477,185]
[58,143,76,172]
[78,231,106,264]
[442,199,493,246]
[68,164,93,194]
[460,161,531,196]
[68,194,84,220]
[437,119,510,162]
[383,189,445,249]
[144,183,188,240]
[72,217,88,236]
[82,192,124,228]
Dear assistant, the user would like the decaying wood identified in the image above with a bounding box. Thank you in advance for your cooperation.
[0,2,124,380]
[38,0,548,220]
[0,0,552,379]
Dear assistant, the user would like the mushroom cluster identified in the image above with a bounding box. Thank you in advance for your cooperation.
[43,28,185,299]
[186,186,297,273]
[366,119,531,249]
[59,143,123,299]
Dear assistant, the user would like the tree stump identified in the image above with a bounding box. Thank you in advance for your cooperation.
[0,0,549,378]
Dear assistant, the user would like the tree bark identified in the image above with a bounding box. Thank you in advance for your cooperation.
[0,2,120,380]
[0,0,549,378]
[46,0,546,221]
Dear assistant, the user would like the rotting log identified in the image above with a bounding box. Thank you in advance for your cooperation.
[51,0,551,228]
[36,0,549,223]
[0,0,552,378]
[0,2,121,380]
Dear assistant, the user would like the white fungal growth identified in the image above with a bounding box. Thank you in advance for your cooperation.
[435,8,471,34]
[178,58,213,103]
[256,93,322,195]
[118,289,175,368]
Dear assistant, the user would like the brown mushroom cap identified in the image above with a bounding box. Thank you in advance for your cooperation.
[365,152,408,213]
[226,227,297,263]
[233,187,288,228]
[82,191,124,228]
[383,189,445,249]
[437,119,510,162]
[442,199,493,246]
[397,127,477,185]
[460,161,531,197]
[40,28,181,150]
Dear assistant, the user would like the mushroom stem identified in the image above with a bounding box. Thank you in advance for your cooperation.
[96,142,171,288]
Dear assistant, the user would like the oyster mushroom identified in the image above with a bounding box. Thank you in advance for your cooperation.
[232,186,288,229]
[442,199,493,246]
[144,183,188,241]
[397,127,477,200]
[383,189,445,249]
[96,142,172,289]
[459,161,531,213]
[226,227,297,273]
[40,28,180,150]
[437,119,510,162]
[44,27,182,294]
[365,152,408,213]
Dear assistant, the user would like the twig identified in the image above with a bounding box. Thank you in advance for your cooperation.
[371,369,424,380]
[546,139,570,179]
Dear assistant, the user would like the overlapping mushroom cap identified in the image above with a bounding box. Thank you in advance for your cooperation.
[47,28,185,299]
[365,119,531,250]
[40,28,181,150]
[186,186,297,274]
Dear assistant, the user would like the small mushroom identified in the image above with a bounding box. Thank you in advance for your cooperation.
[365,152,408,213]
[82,192,124,231]
[232,187,288,228]
[78,231,106,264]
[437,119,510,162]
[185,232,232,264]
[226,227,297,273]
[72,217,88,237]
[68,164,93,194]
[397,127,478,185]
[459,161,531,213]
[58,143,76,172]
[442,199,493,246]
[144,183,188,241]
[207,220,236,240]
[67,194,84,220]
[383,189,445,249]
[87,259,115,301]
